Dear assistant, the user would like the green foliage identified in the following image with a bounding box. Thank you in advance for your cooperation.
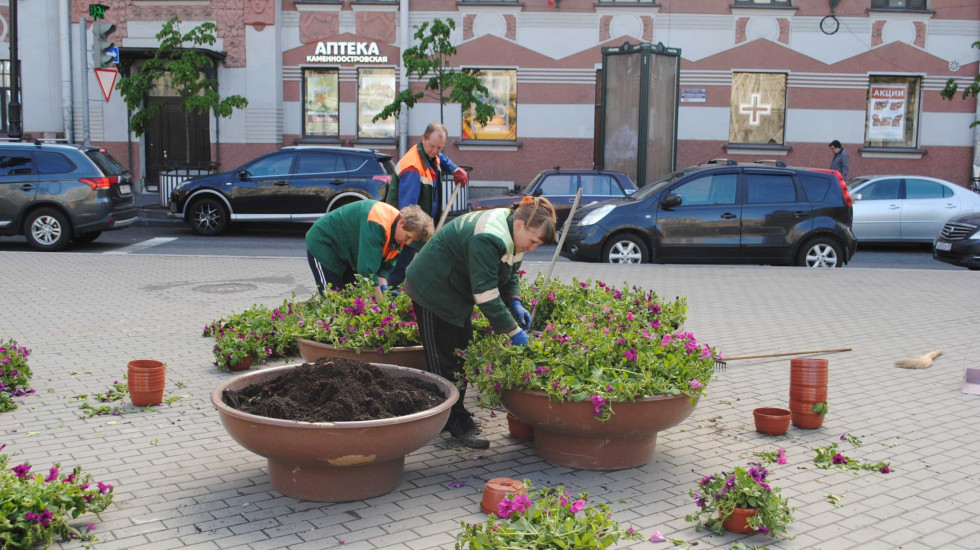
[940,40,980,128]
[0,339,34,412]
[685,464,793,538]
[812,435,892,474]
[811,400,828,416]
[116,17,248,137]
[0,445,114,548]
[455,480,644,550]
[372,18,494,125]
[463,275,716,420]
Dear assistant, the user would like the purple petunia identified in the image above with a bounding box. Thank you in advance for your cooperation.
[832,453,848,465]
[591,395,606,416]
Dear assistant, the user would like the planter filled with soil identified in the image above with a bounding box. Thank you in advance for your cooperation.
[296,337,427,371]
[212,357,456,502]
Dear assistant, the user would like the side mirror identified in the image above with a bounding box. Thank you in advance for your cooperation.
[661,194,682,208]
[238,170,249,181]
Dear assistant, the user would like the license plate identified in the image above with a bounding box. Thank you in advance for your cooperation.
[936,241,952,251]
[119,183,132,195]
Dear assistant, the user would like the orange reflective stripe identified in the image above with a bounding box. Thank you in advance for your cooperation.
[367,202,401,262]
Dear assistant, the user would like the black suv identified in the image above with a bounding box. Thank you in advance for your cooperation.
[0,142,136,251]
[170,146,395,235]
[562,160,856,268]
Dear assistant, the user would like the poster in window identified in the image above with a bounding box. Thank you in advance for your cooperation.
[358,69,396,139]
[304,70,339,137]
[867,84,906,142]
[729,72,786,145]
[463,69,517,140]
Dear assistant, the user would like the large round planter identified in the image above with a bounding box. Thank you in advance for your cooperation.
[296,337,427,370]
[723,507,759,534]
[127,359,165,406]
[789,358,828,429]
[212,363,458,502]
[499,389,697,470]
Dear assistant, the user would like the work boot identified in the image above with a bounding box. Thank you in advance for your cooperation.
[446,412,490,449]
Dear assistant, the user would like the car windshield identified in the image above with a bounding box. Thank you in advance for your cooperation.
[631,170,691,200]
[846,177,872,192]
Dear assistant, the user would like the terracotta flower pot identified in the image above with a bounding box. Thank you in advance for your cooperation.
[481,478,526,515]
[500,389,697,470]
[506,413,533,440]
[723,507,759,534]
[753,407,791,436]
[127,359,165,406]
[296,337,427,370]
[228,355,252,371]
[789,357,828,430]
[212,362,457,502]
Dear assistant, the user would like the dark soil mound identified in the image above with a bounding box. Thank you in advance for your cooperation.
[222,357,447,422]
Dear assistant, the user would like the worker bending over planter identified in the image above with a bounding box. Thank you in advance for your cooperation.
[404,196,557,449]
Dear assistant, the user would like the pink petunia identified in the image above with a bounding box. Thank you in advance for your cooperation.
[570,500,586,514]
[689,379,703,390]
[649,530,667,542]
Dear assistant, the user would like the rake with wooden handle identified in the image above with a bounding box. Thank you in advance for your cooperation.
[527,188,584,328]
[714,347,852,371]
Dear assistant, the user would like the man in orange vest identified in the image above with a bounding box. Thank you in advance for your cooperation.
[306,200,434,300]
[385,122,468,288]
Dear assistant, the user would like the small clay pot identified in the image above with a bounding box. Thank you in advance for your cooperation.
[228,355,253,372]
[753,407,791,435]
[506,413,533,440]
[128,359,165,406]
[791,410,825,429]
[722,507,759,534]
[481,478,526,515]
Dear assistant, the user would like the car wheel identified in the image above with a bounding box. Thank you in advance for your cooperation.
[602,234,648,264]
[798,237,842,268]
[74,231,102,244]
[25,208,72,251]
[188,197,229,236]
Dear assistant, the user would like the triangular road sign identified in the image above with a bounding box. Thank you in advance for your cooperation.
[94,68,118,102]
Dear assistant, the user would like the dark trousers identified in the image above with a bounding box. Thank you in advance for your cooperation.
[413,299,474,435]
[307,251,355,293]
[386,245,417,288]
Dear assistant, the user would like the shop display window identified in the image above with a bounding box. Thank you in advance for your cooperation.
[864,75,920,149]
[728,72,786,146]
[357,68,396,139]
[870,0,928,10]
[462,68,517,141]
[303,68,340,138]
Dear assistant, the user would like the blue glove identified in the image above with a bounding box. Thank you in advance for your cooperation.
[510,330,529,346]
[509,299,531,330]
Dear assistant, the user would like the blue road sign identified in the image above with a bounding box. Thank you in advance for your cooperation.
[106,46,119,64]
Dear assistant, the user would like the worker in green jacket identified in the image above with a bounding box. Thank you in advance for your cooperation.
[306,200,434,301]
[405,196,557,449]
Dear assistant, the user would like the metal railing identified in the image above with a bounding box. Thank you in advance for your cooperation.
[439,165,472,216]
[158,161,221,207]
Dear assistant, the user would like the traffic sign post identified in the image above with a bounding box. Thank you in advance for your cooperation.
[94,68,117,102]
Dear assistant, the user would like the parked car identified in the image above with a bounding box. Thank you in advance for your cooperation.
[933,212,980,270]
[847,175,980,243]
[467,168,636,227]
[561,160,856,267]
[169,146,394,236]
[0,142,136,251]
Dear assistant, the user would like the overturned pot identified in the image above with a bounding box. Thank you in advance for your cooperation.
[211,363,457,502]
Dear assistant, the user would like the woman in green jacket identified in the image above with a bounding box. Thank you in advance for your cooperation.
[404,196,557,449]
[306,200,433,300]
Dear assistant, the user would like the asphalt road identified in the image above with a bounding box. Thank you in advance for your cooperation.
[0,221,965,270]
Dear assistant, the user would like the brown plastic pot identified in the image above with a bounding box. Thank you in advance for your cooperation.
[228,355,252,371]
[790,410,825,429]
[753,407,791,435]
[500,389,697,470]
[212,362,457,502]
[789,357,828,429]
[296,337,427,370]
[723,507,759,534]
[506,413,533,440]
[127,360,165,406]
[481,478,526,515]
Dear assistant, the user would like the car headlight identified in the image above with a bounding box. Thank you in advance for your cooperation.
[579,204,615,226]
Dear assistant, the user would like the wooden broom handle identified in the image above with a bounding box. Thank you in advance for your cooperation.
[529,188,583,327]
[436,182,462,231]
[724,347,852,361]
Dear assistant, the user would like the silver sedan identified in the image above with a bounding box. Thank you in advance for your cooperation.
[847,175,980,243]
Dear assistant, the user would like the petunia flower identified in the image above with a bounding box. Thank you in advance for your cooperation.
[689,379,703,390]
[880,466,891,474]
[649,530,667,542]
[777,448,787,465]
[570,500,586,514]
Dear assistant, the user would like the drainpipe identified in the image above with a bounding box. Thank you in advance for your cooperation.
[60,0,74,143]
[398,0,409,157]
[973,97,980,184]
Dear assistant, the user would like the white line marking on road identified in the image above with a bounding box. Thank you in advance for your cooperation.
[102,237,178,255]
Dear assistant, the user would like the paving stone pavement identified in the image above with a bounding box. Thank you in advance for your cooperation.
[2,251,979,550]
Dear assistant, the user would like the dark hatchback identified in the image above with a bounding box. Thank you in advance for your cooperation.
[468,168,636,227]
[933,212,980,270]
[561,161,857,267]
[170,146,394,235]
